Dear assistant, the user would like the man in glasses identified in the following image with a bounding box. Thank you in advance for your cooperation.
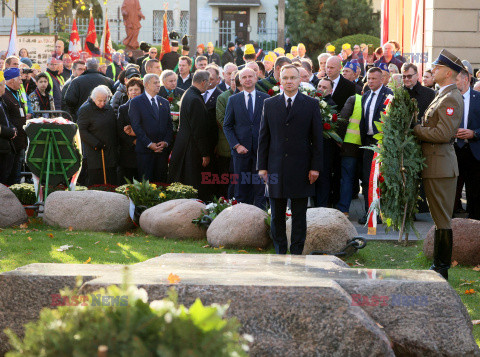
[402,63,435,122]
[413,49,465,280]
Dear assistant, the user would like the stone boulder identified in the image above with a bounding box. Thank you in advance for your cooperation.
[207,203,270,248]
[423,218,480,266]
[44,190,133,232]
[0,184,28,228]
[287,207,357,255]
[140,199,206,240]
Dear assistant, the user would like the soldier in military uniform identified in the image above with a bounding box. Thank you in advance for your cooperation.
[413,49,465,280]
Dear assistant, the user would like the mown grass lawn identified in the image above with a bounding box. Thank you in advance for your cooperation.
[0,218,478,346]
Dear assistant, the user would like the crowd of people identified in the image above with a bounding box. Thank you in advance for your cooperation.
[0,37,479,258]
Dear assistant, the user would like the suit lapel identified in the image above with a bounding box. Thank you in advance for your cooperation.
[143,93,156,118]
[286,92,303,123]
[468,91,475,129]
[373,87,385,118]
[239,92,250,120]
[253,92,263,120]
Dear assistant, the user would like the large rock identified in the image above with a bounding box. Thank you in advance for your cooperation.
[423,218,480,266]
[0,184,27,228]
[140,199,206,240]
[287,207,357,255]
[207,203,270,248]
[44,190,133,232]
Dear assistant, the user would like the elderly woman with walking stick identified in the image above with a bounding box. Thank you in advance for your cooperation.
[77,85,118,186]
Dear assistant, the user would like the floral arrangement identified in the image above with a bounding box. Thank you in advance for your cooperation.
[9,183,88,205]
[165,182,198,200]
[5,283,250,356]
[192,196,238,228]
[167,93,182,132]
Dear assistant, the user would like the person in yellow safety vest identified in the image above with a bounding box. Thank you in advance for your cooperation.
[336,93,363,215]
[106,52,124,81]
[45,57,65,110]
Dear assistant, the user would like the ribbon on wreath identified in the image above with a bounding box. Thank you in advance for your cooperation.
[367,150,381,235]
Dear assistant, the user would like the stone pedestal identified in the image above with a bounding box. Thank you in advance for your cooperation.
[0,254,478,356]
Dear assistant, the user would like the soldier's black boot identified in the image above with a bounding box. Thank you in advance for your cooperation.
[430,229,453,280]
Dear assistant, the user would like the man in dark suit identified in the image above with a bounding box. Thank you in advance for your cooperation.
[402,63,436,214]
[177,56,193,91]
[326,56,357,111]
[300,60,319,88]
[0,75,17,185]
[169,70,212,200]
[158,70,185,100]
[217,63,237,92]
[455,68,480,220]
[359,67,394,223]
[223,68,269,208]
[129,74,173,183]
[257,65,323,254]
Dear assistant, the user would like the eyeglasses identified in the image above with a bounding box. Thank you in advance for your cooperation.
[402,74,417,79]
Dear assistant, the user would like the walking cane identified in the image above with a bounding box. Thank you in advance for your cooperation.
[101,149,107,184]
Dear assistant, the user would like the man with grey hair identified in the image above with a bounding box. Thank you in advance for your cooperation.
[218,62,237,92]
[106,52,124,81]
[169,70,213,200]
[159,70,184,99]
[317,53,331,78]
[129,73,173,182]
[65,57,114,121]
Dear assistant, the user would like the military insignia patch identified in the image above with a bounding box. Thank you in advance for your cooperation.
[446,107,454,116]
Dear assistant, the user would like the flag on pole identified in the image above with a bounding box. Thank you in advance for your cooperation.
[7,11,17,57]
[411,0,425,74]
[85,10,100,56]
[381,0,389,45]
[159,12,171,60]
[100,10,114,61]
[68,18,81,60]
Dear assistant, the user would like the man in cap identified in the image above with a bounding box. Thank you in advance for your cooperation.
[461,59,477,88]
[161,40,181,70]
[238,44,257,70]
[343,61,362,94]
[2,68,27,184]
[297,43,309,60]
[0,70,17,185]
[413,49,465,280]
[341,43,353,66]
[206,42,221,66]
[263,54,275,78]
[326,45,336,56]
[222,42,236,67]
[106,52,124,81]
[377,62,391,86]
[290,46,298,58]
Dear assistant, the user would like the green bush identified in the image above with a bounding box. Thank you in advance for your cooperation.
[330,34,380,53]
[166,182,198,200]
[5,285,250,356]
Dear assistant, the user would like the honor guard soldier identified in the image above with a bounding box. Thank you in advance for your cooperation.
[413,49,465,280]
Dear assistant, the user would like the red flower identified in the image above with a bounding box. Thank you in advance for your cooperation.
[268,89,275,96]
[332,114,338,122]
[276,82,281,86]
[323,123,331,130]
[231,200,238,205]
[376,187,381,195]
[378,176,385,183]
[315,92,323,97]
[167,97,174,102]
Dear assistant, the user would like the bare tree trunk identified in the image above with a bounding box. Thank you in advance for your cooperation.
[189,0,197,56]
[277,0,285,48]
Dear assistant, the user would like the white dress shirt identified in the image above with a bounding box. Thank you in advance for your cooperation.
[244,89,256,111]
[203,88,214,103]
[180,73,190,83]
[284,91,298,107]
[145,91,157,105]
[331,75,341,94]
[366,86,383,135]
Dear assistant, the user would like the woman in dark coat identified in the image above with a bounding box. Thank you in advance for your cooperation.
[117,77,144,183]
[77,85,118,186]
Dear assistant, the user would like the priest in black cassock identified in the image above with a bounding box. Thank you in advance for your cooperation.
[168,70,212,200]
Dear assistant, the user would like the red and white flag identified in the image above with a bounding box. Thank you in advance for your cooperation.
[85,12,100,56]
[381,0,389,45]
[68,18,81,60]
[159,12,171,60]
[7,12,17,57]
[411,0,425,74]
[100,12,114,61]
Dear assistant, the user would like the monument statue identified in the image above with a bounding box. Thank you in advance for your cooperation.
[121,0,145,50]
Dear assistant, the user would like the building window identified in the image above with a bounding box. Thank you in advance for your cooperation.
[257,13,266,34]
[180,11,189,35]
[153,10,174,43]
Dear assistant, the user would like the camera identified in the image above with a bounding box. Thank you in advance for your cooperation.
[22,68,34,74]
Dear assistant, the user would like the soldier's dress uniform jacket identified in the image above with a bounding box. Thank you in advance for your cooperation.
[414,84,463,228]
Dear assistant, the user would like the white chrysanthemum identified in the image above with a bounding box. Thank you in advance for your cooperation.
[320,100,327,108]
[272,86,279,91]
[243,333,254,343]
[164,312,173,323]
[127,286,148,303]
[150,299,175,312]
[206,202,217,210]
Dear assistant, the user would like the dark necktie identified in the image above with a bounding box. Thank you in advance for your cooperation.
[247,93,254,121]
[151,97,159,118]
[457,94,466,148]
[286,97,292,115]
[365,92,376,133]
[203,91,209,103]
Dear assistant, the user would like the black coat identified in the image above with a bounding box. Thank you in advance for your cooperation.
[161,51,181,70]
[2,87,27,152]
[158,86,185,100]
[204,87,223,153]
[235,48,245,66]
[404,82,436,123]
[221,49,235,66]
[136,54,148,67]
[331,75,357,112]
[310,75,320,88]
[77,98,118,169]
[257,92,323,199]
[61,75,76,120]
[117,100,137,169]
[177,74,192,91]
[0,100,15,154]
[65,70,114,119]
[105,63,123,81]
[46,68,63,111]
[168,86,210,188]
[206,52,221,66]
